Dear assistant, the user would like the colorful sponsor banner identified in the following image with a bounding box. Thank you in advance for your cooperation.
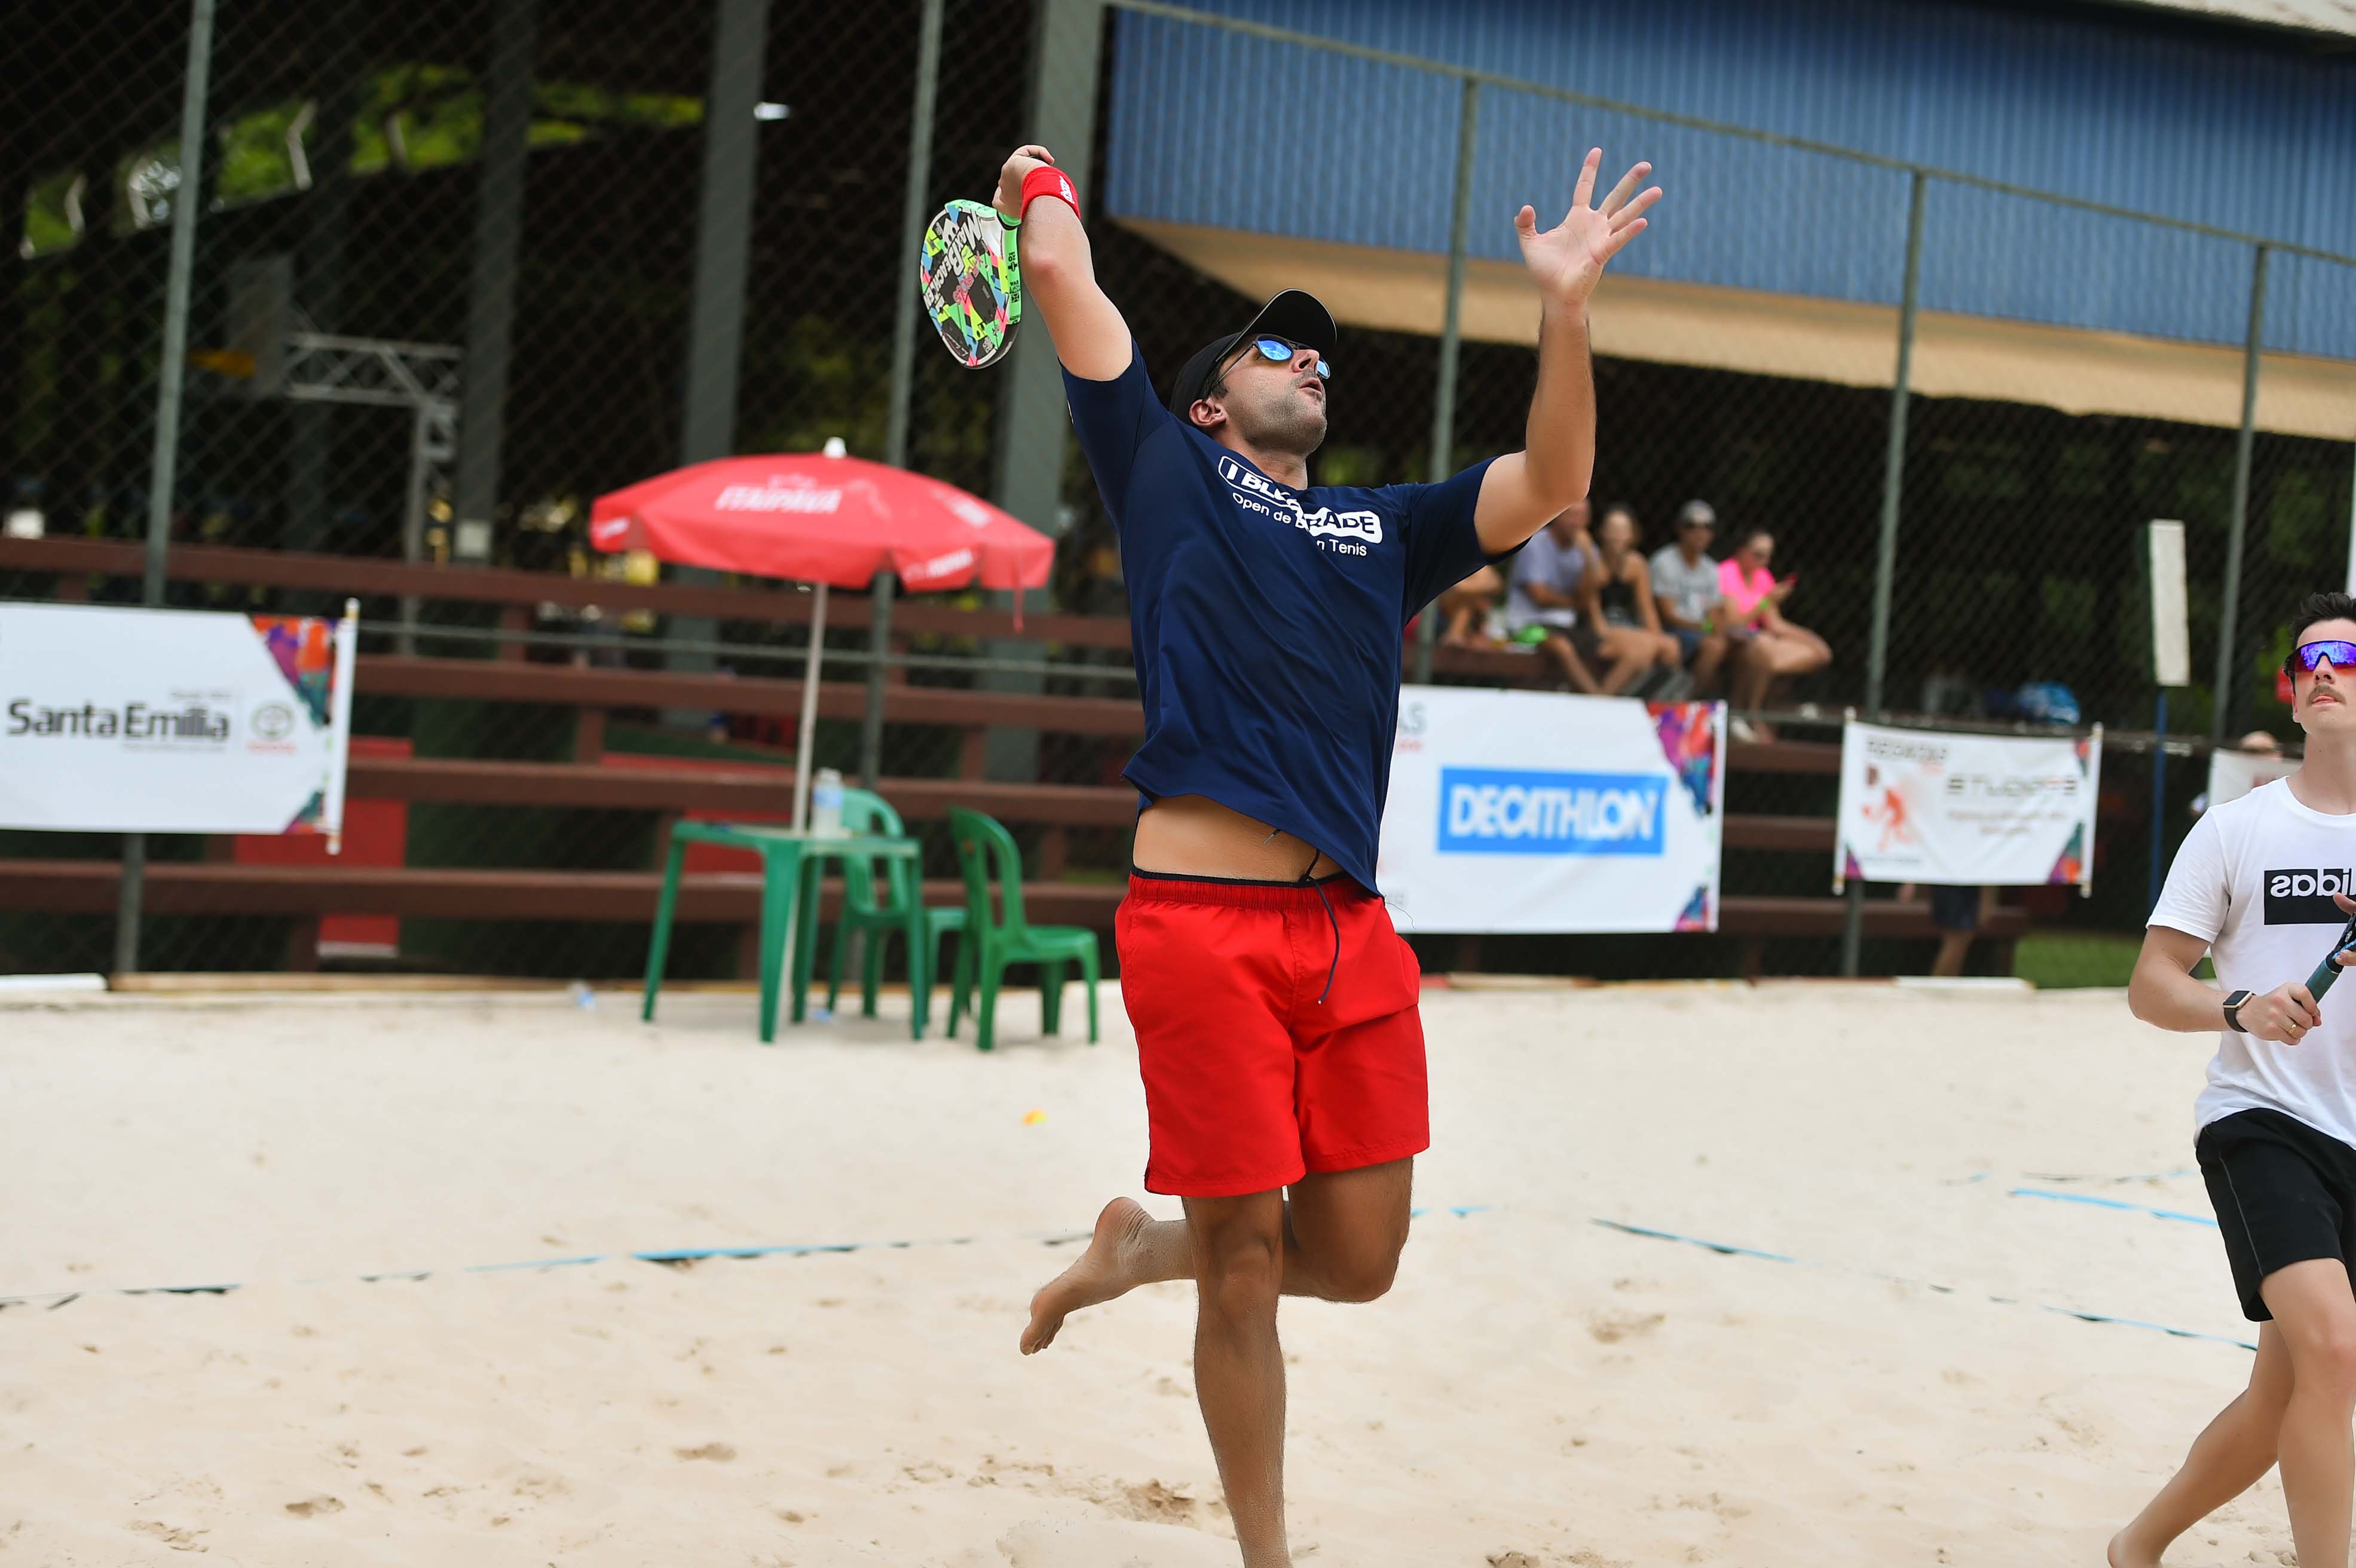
[0,603,354,835]
[1378,688,1724,934]
[1835,720,2101,891]
[2205,746,2294,812]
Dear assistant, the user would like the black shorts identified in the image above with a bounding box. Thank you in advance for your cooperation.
[1929,884,1981,933]
[2198,1107,2356,1321]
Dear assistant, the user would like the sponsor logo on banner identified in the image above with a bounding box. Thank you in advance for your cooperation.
[6,694,234,747]
[712,477,843,514]
[2266,866,2356,925]
[247,699,298,752]
[1945,772,2077,798]
[1436,766,1665,858]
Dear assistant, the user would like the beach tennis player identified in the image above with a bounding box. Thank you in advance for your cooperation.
[2113,593,2356,1568]
[990,142,1657,1563]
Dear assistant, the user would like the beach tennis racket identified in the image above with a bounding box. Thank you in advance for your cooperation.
[919,198,1021,369]
[2307,908,2356,1000]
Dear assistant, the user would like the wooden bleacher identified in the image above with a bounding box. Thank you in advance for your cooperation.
[0,537,2025,973]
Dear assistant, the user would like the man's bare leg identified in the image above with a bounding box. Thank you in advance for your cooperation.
[1691,632,1727,696]
[1539,632,1601,694]
[2263,1259,2356,1567]
[2108,1323,2290,1566]
[1022,1160,1416,1352]
[1189,1190,1290,1567]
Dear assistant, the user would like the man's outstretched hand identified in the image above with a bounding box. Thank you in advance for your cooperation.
[1514,149,1660,312]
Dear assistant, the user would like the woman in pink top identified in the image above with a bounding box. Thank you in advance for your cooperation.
[1719,526,1829,736]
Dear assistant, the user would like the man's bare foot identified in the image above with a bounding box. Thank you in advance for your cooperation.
[1021,1196,1153,1355]
[2106,1526,2160,1567]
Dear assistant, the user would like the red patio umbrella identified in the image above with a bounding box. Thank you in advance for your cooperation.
[591,447,1055,828]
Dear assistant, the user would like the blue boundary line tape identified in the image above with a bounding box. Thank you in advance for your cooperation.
[1591,1217,2255,1352]
[2009,1187,2219,1227]
[1,1206,1497,1311]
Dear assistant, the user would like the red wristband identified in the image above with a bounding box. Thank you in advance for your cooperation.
[1020,164,1081,222]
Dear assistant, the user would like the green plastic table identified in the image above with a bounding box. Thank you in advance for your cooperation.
[640,822,923,1043]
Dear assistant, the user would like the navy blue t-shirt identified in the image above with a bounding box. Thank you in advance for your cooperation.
[1065,344,1495,895]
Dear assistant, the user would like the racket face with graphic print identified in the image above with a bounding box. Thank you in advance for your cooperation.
[919,199,1022,369]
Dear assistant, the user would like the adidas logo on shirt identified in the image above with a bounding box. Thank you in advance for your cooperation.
[2265,866,2356,924]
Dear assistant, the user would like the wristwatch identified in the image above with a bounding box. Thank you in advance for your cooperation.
[2223,989,2255,1034]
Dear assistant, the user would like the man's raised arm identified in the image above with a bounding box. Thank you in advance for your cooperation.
[993,146,1131,382]
[1474,151,1660,556]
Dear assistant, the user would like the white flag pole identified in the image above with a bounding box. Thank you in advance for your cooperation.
[792,581,828,831]
[323,598,360,855]
[2082,723,2104,898]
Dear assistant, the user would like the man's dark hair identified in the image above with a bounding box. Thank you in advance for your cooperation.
[2291,592,2356,650]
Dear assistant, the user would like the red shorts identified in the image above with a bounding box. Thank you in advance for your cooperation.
[1116,871,1429,1198]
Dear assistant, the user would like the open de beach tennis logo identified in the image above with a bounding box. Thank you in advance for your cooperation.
[1436,766,1667,857]
[1214,456,1382,553]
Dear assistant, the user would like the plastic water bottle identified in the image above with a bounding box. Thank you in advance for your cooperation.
[811,767,846,838]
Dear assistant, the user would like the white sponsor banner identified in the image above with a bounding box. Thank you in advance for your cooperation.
[1835,720,2101,890]
[2205,746,2294,811]
[0,602,353,835]
[1378,687,1725,934]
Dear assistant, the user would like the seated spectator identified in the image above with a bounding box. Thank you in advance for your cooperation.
[1507,500,1653,695]
[1436,563,1506,648]
[1647,500,1732,696]
[1590,504,1683,696]
[1719,525,1831,737]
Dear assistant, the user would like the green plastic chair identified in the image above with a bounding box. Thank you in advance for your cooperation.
[943,806,1100,1052]
[810,788,932,1039]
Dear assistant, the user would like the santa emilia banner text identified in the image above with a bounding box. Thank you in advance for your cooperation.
[0,602,356,837]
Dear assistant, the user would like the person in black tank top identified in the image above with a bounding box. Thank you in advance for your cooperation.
[1587,504,1679,688]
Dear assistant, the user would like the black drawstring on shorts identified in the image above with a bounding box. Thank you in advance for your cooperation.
[1301,851,1339,1006]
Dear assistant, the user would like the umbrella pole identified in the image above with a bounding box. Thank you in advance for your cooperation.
[793,581,828,831]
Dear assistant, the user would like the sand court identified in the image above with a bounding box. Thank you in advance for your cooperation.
[0,981,2306,1564]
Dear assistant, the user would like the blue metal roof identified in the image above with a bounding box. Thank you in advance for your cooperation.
[1103,0,2356,358]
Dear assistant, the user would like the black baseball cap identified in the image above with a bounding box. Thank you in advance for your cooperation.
[1164,289,1338,421]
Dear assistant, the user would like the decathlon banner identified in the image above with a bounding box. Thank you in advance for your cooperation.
[1835,721,2101,891]
[1376,688,1725,933]
[0,602,356,837]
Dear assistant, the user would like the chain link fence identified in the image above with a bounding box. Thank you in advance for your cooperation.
[2,0,2350,979]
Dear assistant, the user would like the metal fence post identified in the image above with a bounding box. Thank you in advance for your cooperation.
[117,0,216,976]
[980,0,1104,783]
[1413,75,1479,687]
[1840,170,1926,979]
[2213,243,2268,743]
[2345,436,2356,596]
[666,0,772,721]
[450,0,537,569]
[867,0,945,787]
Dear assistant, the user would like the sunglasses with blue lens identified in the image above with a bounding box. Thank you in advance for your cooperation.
[1243,335,1330,380]
[2287,639,2356,676]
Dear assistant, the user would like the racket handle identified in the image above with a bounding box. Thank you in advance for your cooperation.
[2312,955,2348,1000]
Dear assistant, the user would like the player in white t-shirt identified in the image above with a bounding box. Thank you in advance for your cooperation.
[2112,593,2356,1568]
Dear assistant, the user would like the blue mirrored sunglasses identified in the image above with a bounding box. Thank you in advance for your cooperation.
[2287,639,2356,676]
[1247,336,1330,379]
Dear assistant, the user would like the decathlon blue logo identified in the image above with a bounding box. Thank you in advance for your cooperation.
[1437,767,1666,857]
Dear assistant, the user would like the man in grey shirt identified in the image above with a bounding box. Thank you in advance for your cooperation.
[1509,501,1599,693]
[1648,498,1731,696]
